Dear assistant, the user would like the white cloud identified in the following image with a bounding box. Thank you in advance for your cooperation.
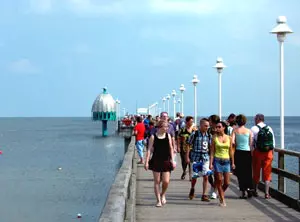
[29,0,53,14]
[148,0,223,14]
[66,0,125,15]
[8,59,39,74]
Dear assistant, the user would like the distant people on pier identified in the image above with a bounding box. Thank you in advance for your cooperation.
[144,121,155,148]
[177,116,196,181]
[151,112,176,153]
[144,120,176,207]
[143,115,152,130]
[226,113,236,136]
[186,118,212,202]
[210,121,235,207]
[251,113,275,199]
[232,114,253,198]
[133,116,146,164]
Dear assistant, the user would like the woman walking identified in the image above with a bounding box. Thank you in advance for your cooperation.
[144,120,176,207]
[177,116,196,181]
[232,114,253,198]
[210,121,235,207]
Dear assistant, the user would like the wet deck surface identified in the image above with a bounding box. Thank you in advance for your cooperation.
[135,153,300,222]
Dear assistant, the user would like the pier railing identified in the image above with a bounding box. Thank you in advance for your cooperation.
[258,148,300,211]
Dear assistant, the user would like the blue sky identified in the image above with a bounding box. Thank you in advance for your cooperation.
[0,0,300,117]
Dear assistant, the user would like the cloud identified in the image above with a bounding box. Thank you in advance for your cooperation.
[29,0,53,14]
[8,59,39,74]
[27,0,225,16]
[65,0,126,16]
[148,0,223,15]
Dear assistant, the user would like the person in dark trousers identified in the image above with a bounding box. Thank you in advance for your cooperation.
[231,114,253,198]
[177,116,196,181]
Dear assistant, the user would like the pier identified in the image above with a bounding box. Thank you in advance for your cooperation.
[99,136,300,222]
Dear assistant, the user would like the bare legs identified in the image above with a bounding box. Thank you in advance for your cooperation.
[153,171,170,206]
[215,172,230,206]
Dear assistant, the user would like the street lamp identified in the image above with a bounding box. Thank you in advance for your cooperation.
[162,97,166,112]
[171,90,176,118]
[177,98,181,114]
[166,94,171,114]
[270,16,293,150]
[191,75,199,124]
[179,84,186,115]
[213,57,226,120]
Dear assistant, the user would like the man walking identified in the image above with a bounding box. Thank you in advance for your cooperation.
[251,114,275,199]
[134,116,146,164]
[186,118,212,201]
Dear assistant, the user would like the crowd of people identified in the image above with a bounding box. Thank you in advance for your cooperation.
[131,112,275,207]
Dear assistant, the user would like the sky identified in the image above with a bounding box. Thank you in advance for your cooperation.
[0,0,300,117]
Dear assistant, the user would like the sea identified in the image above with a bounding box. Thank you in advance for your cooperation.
[0,118,124,222]
[0,117,299,222]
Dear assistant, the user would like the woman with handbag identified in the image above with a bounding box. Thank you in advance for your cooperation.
[144,120,176,207]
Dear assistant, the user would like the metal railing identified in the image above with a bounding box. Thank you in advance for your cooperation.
[259,148,300,211]
[273,148,300,199]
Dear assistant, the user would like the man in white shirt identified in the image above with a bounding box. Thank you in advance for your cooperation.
[251,113,275,199]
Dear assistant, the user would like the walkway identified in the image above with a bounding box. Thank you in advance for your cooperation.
[135,154,300,222]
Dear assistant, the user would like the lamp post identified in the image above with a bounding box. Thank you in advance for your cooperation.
[177,99,181,113]
[179,84,186,115]
[162,97,166,112]
[271,16,293,150]
[213,57,226,119]
[191,75,199,124]
[171,90,176,118]
[166,94,171,114]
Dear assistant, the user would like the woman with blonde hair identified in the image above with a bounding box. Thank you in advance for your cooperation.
[144,120,176,207]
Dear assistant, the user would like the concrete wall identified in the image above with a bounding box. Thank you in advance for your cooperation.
[98,137,136,222]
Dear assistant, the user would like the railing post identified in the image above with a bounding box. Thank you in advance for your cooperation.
[278,151,285,192]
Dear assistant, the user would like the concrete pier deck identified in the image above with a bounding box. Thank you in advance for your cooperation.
[135,154,300,222]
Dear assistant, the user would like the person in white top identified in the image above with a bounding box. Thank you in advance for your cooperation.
[251,113,275,199]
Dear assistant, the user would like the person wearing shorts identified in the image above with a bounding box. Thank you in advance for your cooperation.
[210,121,235,207]
[186,118,212,202]
[134,116,146,164]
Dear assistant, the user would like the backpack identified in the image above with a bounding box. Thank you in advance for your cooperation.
[256,125,274,152]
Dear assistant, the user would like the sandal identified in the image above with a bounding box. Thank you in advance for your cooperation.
[156,202,162,207]
[265,194,271,199]
[161,197,167,205]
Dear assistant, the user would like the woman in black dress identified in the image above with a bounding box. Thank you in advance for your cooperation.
[144,120,176,207]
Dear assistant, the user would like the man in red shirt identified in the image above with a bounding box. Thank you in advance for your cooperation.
[134,116,146,164]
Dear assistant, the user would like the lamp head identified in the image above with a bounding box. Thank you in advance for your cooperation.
[191,74,199,85]
[179,84,186,92]
[213,57,226,73]
[270,16,293,42]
